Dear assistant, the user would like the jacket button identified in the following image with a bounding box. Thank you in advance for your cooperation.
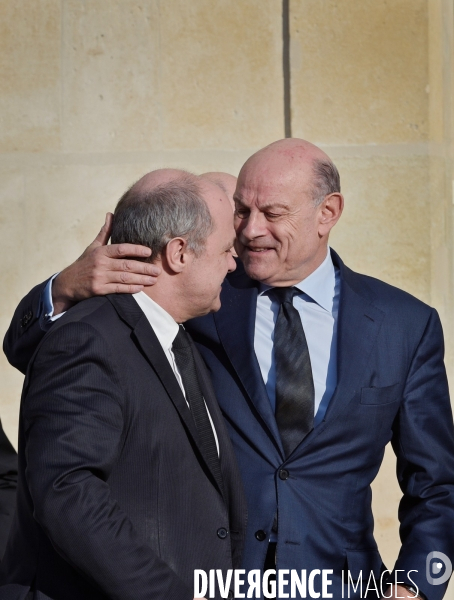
[279,468,289,480]
[255,530,267,541]
[217,528,228,539]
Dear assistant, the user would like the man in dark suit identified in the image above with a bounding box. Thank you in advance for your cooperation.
[4,140,454,599]
[0,419,17,559]
[0,169,247,599]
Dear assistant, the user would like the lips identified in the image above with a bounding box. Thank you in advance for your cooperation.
[245,246,274,253]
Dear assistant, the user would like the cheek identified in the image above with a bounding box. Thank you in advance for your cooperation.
[271,226,292,253]
[288,217,315,245]
[199,258,223,289]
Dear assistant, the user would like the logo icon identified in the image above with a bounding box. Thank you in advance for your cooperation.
[426,551,452,586]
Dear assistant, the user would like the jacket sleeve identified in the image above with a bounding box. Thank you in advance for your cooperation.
[22,320,192,600]
[391,309,454,600]
[0,419,17,559]
[3,280,50,374]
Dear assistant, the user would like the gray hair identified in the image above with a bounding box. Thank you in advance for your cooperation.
[111,175,214,262]
[311,159,341,206]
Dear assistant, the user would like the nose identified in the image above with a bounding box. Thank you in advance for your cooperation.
[227,251,237,273]
[235,210,266,241]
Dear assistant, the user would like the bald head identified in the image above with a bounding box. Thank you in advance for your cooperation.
[201,172,238,256]
[131,168,197,195]
[131,169,233,216]
[202,172,237,211]
[238,139,339,207]
[111,169,215,262]
[198,176,235,231]
[250,137,329,160]
[234,138,343,286]
[244,138,330,172]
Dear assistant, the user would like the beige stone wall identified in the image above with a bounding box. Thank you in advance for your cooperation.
[1,0,453,586]
[289,1,454,580]
[0,0,284,441]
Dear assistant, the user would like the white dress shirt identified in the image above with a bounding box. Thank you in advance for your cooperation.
[42,273,64,323]
[132,291,220,455]
[254,248,340,426]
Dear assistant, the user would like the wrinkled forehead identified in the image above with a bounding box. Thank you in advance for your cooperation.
[235,158,314,206]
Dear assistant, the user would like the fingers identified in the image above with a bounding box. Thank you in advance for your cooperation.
[95,283,156,295]
[87,244,158,275]
[105,242,152,260]
[72,242,161,300]
[113,258,161,277]
[93,213,114,247]
[92,261,160,292]
[115,270,159,286]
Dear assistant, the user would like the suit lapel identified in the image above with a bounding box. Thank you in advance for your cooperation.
[216,253,386,458]
[213,266,284,455]
[106,295,199,455]
[107,294,226,498]
[325,254,385,420]
[293,251,386,452]
[191,338,234,501]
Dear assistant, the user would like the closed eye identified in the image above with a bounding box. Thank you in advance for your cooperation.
[234,208,249,219]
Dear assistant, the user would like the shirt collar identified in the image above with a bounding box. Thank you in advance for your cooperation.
[259,248,336,313]
[132,291,179,351]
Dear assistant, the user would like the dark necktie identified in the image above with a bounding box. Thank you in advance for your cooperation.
[172,325,223,492]
[272,287,315,457]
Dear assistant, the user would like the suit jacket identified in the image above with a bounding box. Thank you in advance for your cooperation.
[0,420,18,560]
[4,251,454,599]
[0,294,247,600]
[185,250,454,600]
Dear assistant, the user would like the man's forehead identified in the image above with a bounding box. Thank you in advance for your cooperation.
[234,174,308,207]
[239,159,312,190]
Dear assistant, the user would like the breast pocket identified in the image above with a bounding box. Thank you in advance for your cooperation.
[360,383,402,405]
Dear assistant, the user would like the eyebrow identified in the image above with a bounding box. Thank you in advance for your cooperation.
[260,203,290,211]
[233,197,291,212]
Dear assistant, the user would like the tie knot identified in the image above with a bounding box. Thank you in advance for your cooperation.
[272,287,299,306]
[172,325,191,350]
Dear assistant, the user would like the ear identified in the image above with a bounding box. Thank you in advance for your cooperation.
[163,237,192,274]
[317,192,344,237]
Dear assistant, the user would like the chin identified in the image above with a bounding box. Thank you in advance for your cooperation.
[210,298,222,313]
[243,262,274,283]
[241,253,275,279]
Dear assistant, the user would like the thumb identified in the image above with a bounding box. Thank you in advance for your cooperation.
[79,213,113,259]
[91,213,113,248]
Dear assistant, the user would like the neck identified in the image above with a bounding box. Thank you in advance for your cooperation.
[143,280,190,324]
[294,244,329,283]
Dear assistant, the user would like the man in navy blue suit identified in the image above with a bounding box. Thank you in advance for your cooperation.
[4,140,454,599]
